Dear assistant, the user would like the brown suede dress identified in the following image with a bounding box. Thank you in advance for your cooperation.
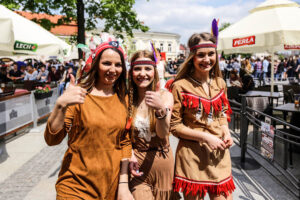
[44,93,132,200]
[129,115,179,200]
[170,77,235,198]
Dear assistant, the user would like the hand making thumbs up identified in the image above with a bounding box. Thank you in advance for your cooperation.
[57,77,87,107]
[145,81,164,110]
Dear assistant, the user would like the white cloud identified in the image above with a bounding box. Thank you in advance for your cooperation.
[134,0,264,44]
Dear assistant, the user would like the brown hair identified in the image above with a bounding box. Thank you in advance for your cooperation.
[175,32,222,83]
[80,48,127,105]
[128,50,159,141]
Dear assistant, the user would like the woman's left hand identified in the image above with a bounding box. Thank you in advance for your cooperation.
[223,133,233,148]
[117,184,134,200]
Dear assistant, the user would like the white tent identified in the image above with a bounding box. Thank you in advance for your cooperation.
[0,5,71,57]
[218,0,300,92]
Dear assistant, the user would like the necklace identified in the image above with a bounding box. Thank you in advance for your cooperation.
[189,75,211,86]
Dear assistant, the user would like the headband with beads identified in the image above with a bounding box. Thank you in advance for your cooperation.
[131,60,156,68]
[189,18,219,51]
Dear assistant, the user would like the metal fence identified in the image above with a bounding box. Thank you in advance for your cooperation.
[229,96,300,199]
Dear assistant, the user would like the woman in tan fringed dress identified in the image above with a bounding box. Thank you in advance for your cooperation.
[127,50,179,199]
[170,32,236,200]
[44,41,133,200]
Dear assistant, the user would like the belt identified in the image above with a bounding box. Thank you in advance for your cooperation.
[133,145,170,158]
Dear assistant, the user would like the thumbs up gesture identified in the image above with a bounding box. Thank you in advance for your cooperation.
[145,82,164,110]
[57,76,87,108]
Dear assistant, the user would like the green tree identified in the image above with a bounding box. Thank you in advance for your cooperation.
[219,22,231,32]
[0,0,149,58]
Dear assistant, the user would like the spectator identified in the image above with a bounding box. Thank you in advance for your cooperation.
[232,59,241,73]
[57,65,65,79]
[262,57,269,84]
[0,67,10,83]
[24,64,38,81]
[276,59,285,80]
[37,65,49,82]
[229,70,242,88]
[287,56,296,78]
[7,63,24,81]
[219,57,227,79]
[48,66,61,82]
[58,66,75,95]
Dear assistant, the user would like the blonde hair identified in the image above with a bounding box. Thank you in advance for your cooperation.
[175,33,222,84]
[128,50,159,142]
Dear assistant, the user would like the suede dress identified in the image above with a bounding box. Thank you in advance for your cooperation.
[44,93,132,200]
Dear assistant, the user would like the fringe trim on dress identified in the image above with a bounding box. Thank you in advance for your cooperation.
[181,89,232,122]
[173,175,235,197]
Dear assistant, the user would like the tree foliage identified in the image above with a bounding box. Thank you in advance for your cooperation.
[0,0,149,38]
[219,22,231,32]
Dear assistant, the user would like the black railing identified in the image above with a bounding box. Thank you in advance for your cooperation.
[229,96,300,199]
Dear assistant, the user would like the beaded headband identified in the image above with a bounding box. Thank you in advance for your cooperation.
[131,60,156,67]
[189,18,219,51]
[190,43,217,51]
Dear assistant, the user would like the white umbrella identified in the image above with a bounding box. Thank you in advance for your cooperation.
[0,5,71,57]
[218,0,300,92]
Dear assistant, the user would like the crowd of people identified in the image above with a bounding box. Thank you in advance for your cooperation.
[220,55,300,83]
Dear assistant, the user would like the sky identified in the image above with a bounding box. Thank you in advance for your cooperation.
[133,0,300,44]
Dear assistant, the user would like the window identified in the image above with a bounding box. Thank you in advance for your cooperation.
[160,43,164,52]
[168,43,172,52]
[132,41,136,51]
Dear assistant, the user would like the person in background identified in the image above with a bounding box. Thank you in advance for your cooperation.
[156,49,167,89]
[232,58,240,74]
[0,67,10,83]
[37,65,49,82]
[262,57,269,85]
[58,67,75,95]
[7,63,24,81]
[48,66,61,82]
[24,64,38,81]
[219,57,227,79]
[229,70,242,88]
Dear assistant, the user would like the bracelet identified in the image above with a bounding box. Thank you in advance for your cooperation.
[119,182,128,184]
[155,107,170,119]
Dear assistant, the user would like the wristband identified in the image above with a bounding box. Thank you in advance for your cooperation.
[119,182,128,184]
[155,107,170,119]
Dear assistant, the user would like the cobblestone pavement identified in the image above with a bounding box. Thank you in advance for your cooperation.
[0,123,297,200]
[0,138,66,200]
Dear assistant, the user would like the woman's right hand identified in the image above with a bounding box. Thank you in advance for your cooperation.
[129,153,143,177]
[57,79,87,107]
[204,133,227,151]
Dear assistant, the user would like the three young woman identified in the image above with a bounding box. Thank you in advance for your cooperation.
[45,31,235,200]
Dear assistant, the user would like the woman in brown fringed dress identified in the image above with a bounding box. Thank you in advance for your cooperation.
[170,32,236,200]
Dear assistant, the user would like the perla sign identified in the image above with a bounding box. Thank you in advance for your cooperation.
[232,36,255,47]
[14,40,38,52]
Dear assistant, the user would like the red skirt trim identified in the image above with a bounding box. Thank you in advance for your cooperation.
[173,174,235,197]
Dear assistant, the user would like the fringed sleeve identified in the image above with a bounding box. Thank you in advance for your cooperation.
[44,105,76,146]
[170,83,186,138]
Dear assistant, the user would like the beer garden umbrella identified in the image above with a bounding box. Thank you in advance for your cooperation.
[218,0,300,92]
[0,4,71,57]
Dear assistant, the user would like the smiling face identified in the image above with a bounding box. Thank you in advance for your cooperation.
[131,57,155,89]
[98,49,123,86]
[193,41,217,74]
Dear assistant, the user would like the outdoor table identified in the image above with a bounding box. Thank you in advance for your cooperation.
[243,91,281,107]
[273,103,300,167]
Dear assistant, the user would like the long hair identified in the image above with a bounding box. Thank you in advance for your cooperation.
[80,48,127,105]
[175,33,222,84]
[128,50,159,141]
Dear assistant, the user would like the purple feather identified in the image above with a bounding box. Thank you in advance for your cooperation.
[212,18,219,44]
[150,41,158,63]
